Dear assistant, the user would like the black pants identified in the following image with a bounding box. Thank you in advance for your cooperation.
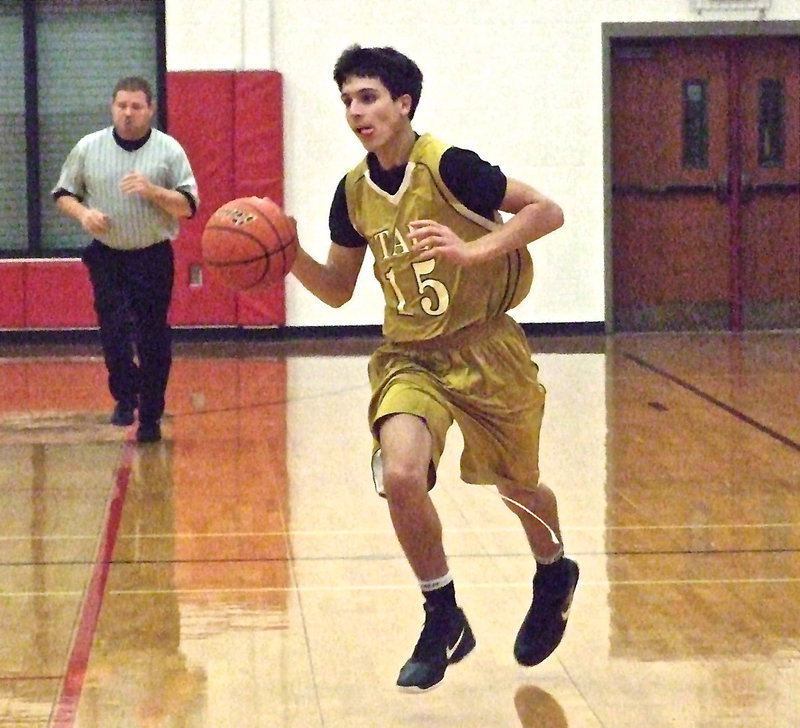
[82,240,174,423]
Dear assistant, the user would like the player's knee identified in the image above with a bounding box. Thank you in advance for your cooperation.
[497,479,538,496]
[498,480,550,509]
[381,462,428,504]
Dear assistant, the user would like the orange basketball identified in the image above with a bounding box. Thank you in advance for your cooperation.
[201,196,297,292]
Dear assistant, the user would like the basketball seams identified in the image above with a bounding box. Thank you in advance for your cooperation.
[243,199,297,278]
[202,219,271,288]
[202,222,274,260]
[243,199,296,282]
[275,232,299,275]
[245,200,285,240]
[201,196,297,291]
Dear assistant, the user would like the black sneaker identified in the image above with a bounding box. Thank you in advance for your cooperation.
[514,557,579,666]
[110,403,135,427]
[396,604,476,693]
[136,420,161,443]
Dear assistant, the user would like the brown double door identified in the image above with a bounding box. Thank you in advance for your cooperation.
[611,36,800,331]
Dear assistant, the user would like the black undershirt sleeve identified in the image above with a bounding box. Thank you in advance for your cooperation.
[329,175,366,248]
[439,146,507,219]
[52,188,82,202]
[327,146,508,249]
[177,189,198,217]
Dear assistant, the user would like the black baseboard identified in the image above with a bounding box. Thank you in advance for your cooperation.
[520,321,606,337]
[0,321,606,348]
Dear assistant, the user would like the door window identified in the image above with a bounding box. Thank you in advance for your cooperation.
[683,80,710,169]
[758,79,785,168]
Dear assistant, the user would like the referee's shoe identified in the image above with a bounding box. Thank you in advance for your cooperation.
[136,420,161,443]
[110,402,135,427]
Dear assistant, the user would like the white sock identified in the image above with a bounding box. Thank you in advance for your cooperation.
[419,572,454,592]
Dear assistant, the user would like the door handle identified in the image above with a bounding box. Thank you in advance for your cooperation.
[741,172,753,204]
[715,170,730,203]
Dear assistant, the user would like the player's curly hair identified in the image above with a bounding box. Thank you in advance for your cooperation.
[333,45,423,119]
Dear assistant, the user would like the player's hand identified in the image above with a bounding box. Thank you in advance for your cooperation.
[80,208,110,235]
[256,197,299,244]
[286,215,298,242]
[408,219,472,265]
[120,171,155,199]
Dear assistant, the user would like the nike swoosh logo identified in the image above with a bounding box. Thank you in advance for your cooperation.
[561,588,576,621]
[446,627,466,660]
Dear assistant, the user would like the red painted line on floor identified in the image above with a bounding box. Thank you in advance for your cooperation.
[50,439,136,727]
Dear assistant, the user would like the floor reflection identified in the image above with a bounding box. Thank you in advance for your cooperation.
[515,684,568,727]
[0,331,797,727]
[81,444,207,726]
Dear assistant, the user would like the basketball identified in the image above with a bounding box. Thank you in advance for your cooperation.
[201,196,297,292]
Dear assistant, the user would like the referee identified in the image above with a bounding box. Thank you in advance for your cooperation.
[53,76,199,443]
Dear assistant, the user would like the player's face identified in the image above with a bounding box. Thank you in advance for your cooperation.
[340,76,411,159]
[111,90,155,141]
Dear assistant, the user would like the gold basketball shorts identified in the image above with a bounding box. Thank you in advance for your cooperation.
[367,314,546,495]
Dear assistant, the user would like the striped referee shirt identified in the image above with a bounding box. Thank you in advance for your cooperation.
[53,127,199,251]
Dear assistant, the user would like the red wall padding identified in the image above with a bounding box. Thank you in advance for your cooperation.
[167,70,286,327]
[233,72,286,326]
[0,261,96,329]
[0,264,25,328]
[166,71,237,326]
[25,261,96,327]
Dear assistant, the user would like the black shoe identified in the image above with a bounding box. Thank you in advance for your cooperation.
[136,420,161,443]
[110,403,135,427]
[396,604,476,692]
[514,557,579,666]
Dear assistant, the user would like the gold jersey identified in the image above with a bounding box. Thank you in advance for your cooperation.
[344,134,533,342]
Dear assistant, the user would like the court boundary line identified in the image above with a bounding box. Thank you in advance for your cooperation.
[5,570,800,601]
[625,352,800,452]
[1,521,796,543]
[11,576,800,601]
[49,439,135,728]
[3,542,798,571]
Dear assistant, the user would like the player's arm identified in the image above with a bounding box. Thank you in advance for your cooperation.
[410,178,563,266]
[292,175,368,307]
[493,177,564,254]
[291,241,366,308]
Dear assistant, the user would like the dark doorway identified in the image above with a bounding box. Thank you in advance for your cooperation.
[610,35,800,331]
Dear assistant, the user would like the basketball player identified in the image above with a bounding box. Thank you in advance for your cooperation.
[53,77,199,443]
[290,45,578,692]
